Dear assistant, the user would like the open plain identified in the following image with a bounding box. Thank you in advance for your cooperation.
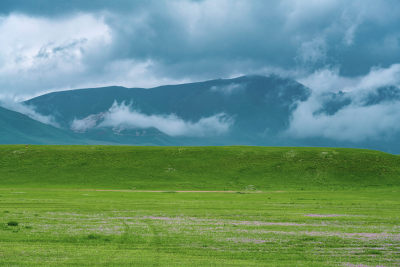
[0,145,399,266]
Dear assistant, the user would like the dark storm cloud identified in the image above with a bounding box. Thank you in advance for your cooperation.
[0,0,148,16]
[1,0,400,97]
[117,0,399,78]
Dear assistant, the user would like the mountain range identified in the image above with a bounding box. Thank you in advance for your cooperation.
[0,106,84,145]
[1,75,399,153]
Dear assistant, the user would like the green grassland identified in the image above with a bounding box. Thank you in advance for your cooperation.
[0,145,399,266]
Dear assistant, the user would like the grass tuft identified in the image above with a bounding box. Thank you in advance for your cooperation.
[87,234,101,240]
[7,221,18,227]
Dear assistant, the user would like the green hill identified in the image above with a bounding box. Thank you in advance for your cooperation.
[1,145,398,190]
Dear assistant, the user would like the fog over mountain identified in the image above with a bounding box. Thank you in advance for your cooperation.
[1,1,400,151]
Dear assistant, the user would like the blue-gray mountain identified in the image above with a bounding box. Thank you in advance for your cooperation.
[1,75,399,153]
[25,75,310,146]
[0,106,85,144]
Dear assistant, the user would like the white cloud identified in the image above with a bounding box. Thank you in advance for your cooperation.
[288,97,400,141]
[100,59,190,89]
[71,102,234,137]
[210,83,245,95]
[0,13,112,99]
[0,98,59,127]
[297,37,327,65]
[299,63,400,99]
[0,1,399,100]
[0,13,194,99]
[355,64,400,92]
[298,68,358,93]
[0,14,111,73]
[288,64,400,141]
[70,114,102,132]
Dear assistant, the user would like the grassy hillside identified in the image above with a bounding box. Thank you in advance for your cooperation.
[1,145,399,190]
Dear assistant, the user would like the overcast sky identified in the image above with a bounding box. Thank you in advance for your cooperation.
[0,0,399,100]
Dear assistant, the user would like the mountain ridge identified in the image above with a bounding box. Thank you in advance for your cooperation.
[0,74,398,153]
[0,106,86,144]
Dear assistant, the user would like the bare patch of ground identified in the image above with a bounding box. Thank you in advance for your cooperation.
[305,214,348,218]
[226,237,270,244]
[91,189,238,193]
[142,215,325,227]
[237,229,400,241]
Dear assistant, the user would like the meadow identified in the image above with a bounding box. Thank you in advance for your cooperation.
[0,145,399,266]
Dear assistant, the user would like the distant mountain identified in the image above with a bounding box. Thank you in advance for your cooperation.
[7,74,398,153]
[0,106,85,144]
[25,75,310,145]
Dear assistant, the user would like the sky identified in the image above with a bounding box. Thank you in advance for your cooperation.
[0,0,399,99]
[1,0,400,142]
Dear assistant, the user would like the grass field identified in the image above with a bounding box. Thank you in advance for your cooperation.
[0,145,399,266]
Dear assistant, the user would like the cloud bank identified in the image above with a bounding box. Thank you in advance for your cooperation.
[71,102,233,137]
[287,64,400,141]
